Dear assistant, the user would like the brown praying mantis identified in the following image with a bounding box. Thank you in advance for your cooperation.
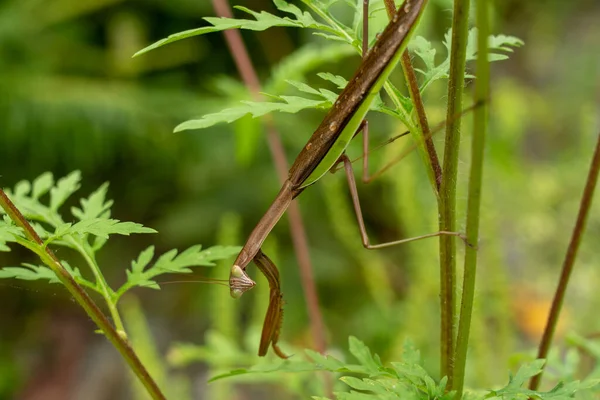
[228,0,471,358]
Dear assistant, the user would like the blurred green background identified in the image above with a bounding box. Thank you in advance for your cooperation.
[0,0,599,399]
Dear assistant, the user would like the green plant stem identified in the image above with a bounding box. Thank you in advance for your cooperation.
[73,240,126,333]
[453,0,489,396]
[439,0,471,386]
[529,131,600,391]
[0,189,166,400]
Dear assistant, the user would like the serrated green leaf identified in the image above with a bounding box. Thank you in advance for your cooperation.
[119,245,241,296]
[0,220,23,251]
[60,260,84,281]
[340,377,385,392]
[411,29,523,93]
[0,263,59,283]
[134,27,220,57]
[511,360,545,387]
[287,79,322,95]
[71,219,155,239]
[0,261,86,285]
[49,171,81,211]
[305,349,346,370]
[273,0,318,26]
[48,219,155,244]
[14,180,31,198]
[174,96,330,132]
[266,43,356,94]
[409,35,436,72]
[317,88,338,103]
[32,173,54,200]
[3,176,52,223]
[71,182,113,221]
[53,222,73,238]
[131,246,155,274]
[209,359,320,382]
[317,72,348,89]
[312,32,351,43]
[135,1,326,57]
[487,33,524,53]
[489,378,592,400]
[348,336,381,373]
[401,339,421,365]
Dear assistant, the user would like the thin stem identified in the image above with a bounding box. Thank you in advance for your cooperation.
[72,240,126,333]
[0,189,166,400]
[453,0,490,396]
[381,0,442,192]
[440,0,471,386]
[211,0,329,360]
[401,52,442,192]
[529,131,600,391]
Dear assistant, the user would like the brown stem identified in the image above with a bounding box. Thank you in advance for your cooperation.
[529,132,600,391]
[401,52,441,191]
[211,0,328,359]
[0,189,165,400]
[383,0,441,192]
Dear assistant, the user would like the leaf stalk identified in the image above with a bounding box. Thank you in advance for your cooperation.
[0,189,166,400]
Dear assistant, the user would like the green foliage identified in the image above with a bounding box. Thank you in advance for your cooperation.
[117,244,239,296]
[202,336,600,400]
[210,337,454,399]
[409,29,524,92]
[133,1,328,57]
[484,359,599,400]
[175,95,330,132]
[0,263,64,283]
[137,0,522,134]
[0,171,240,305]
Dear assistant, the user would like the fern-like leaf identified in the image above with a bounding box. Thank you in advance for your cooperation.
[134,1,328,57]
[410,29,524,92]
[117,245,241,296]
[175,96,330,132]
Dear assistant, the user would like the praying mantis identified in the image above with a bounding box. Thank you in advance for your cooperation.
[228,0,468,358]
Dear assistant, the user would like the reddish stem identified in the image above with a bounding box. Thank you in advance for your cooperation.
[211,0,328,356]
[529,132,600,390]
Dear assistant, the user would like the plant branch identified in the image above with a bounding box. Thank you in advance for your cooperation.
[439,0,471,386]
[71,239,126,332]
[401,52,442,191]
[529,131,600,391]
[0,189,166,400]
[382,0,441,192]
[453,0,489,396]
[211,0,328,358]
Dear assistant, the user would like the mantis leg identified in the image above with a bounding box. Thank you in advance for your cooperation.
[339,154,467,249]
[333,102,483,181]
[359,119,410,184]
[253,249,288,359]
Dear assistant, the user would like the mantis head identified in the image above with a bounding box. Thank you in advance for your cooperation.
[229,264,256,298]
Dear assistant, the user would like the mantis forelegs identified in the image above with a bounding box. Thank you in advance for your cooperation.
[253,249,288,358]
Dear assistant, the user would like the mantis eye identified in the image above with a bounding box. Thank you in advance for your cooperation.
[231,265,244,278]
[230,288,244,299]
